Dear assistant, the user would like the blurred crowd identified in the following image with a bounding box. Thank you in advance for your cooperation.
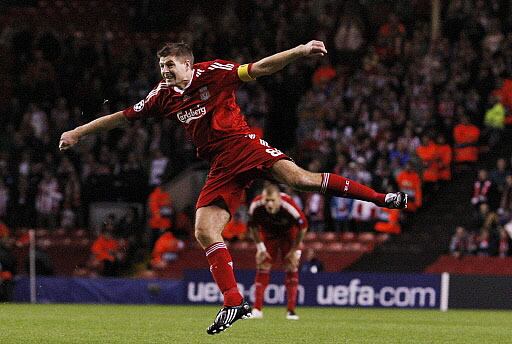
[450,160,512,258]
[2,0,512,281]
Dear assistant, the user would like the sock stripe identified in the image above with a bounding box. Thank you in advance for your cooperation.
[205,242,227,256]
[321,173,330,194]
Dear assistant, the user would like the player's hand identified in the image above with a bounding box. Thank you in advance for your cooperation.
[301,40,327,57]
[285,249,302,270]
[59,129,80,151]
[256,250,271,265]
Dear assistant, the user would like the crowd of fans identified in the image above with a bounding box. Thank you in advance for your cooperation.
[450,159,512,258]
[1,0,512,280]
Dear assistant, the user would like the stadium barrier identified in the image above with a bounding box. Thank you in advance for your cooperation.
[14,271,511,310]
[14,276,184,304]
[448,274,512,309]
[185,270,442,309]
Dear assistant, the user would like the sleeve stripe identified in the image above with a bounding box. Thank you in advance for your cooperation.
[248,199,264,215]
[212,62,235,69]
[146,82,168,101]
[281,200,301,220]
[237,63,256,82]
[208,62,235,71]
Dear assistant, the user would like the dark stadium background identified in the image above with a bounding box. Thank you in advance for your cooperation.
[1,0,512,317]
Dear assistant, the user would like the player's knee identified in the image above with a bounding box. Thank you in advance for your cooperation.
[257,262,271,271]
[287,172,316,192]
[194,225,214,245]
[284,263,297,273]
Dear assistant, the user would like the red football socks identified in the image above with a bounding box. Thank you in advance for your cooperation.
[253,269,270,310]
[285,271,299,312]
[205,242,243,307]
[321,173,386,206]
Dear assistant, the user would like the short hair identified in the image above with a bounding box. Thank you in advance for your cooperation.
[157,42,194,64]
[262,182,280,195]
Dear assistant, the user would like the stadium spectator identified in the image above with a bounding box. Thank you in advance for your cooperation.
[0,220,9,239]
[304,191,325,232]
[450,226,469,258]
[471,169,499,210]
[117,207,144,265]
[90,216,126,276]
[436,135,453,183]
[35,170,62,230]
[148,149,169,188]
[330,196,353,232]
[483,95,506,149]
[222,211,247,242]
[148,184,173,250]
[0,179,9,219]
[471,202,499,233]
[334,15,365,54]
[389,139,412,169]
[498,175,512,220]
[173,206,194,240]
[303,159,325,232]
[489,158,510,195]
[396,162,422,213]
[300,248,323,274]
[375,207,401,235]
[498,227,511,258]
[150,229,184,270]
[0,238,15,301]
[60,201,77,231]
[453,115,480,166]
[416,135,440,203]
[350,199,378,233]
[476,229,492,256]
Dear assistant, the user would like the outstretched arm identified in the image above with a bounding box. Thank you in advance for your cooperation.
[249,40,327,78]
[59,111,128,151]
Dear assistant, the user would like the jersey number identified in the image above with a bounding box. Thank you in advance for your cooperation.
[266,148,283,157]
[259,139,283,157]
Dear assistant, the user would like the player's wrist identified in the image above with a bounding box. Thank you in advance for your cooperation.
[73,127,85,138]
[295,45,307,57]
[256,242,266,252]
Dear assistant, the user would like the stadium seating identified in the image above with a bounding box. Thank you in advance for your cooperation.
[425,255,512,275]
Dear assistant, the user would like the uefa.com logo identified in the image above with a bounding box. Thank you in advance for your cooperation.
[186,278,437,308]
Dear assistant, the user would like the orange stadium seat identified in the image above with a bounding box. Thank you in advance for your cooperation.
[340,231,356,242]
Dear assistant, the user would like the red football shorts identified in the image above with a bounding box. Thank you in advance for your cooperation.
[196,134,291,215]
[259,227,299,263]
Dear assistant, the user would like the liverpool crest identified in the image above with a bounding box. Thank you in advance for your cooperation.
[199,86,210,101]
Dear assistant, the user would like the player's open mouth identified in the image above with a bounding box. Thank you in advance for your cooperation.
[164,73,175,82]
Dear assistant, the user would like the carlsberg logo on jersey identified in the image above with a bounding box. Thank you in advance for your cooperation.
[177,105,207,124]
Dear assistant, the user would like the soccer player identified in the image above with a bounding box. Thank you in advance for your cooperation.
[248,183,307,320]
[59,40,407,335]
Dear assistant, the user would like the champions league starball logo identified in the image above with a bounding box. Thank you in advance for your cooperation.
[133,100,145,112]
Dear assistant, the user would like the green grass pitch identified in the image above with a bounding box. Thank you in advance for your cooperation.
[0,304,510,343]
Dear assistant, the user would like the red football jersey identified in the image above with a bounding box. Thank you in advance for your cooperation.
[248,193,308,239]
[123,60,253,160]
